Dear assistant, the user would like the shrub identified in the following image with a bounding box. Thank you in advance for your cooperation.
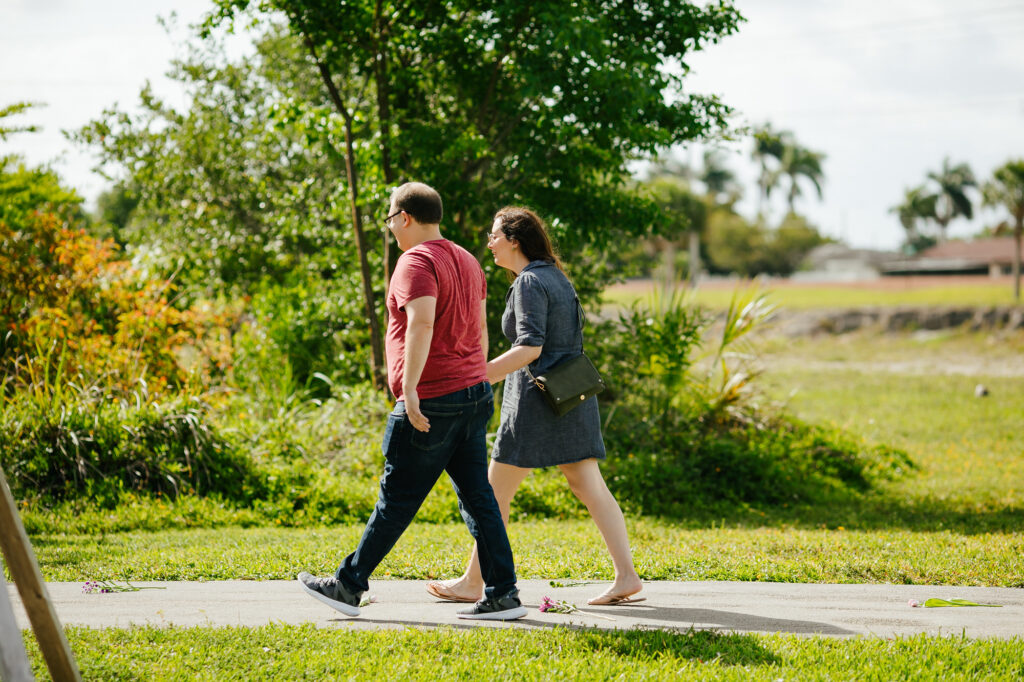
[590,285,914,512]
[0,392,263,506]
[231,273,374,398]
[1,211,234,397]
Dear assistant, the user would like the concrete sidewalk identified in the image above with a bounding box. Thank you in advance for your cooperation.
[8,580,1024,639]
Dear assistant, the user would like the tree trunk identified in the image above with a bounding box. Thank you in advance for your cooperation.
[307,39,387,390]
[374,0,396,294]
[688,229,701,287]
[1014,222,1022,303]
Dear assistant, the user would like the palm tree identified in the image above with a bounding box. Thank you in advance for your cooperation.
[750,124,789,218]
[775,144,826,215]
[927,158,976,241]
[890,185,938,252]
[983,160,1024,301]
[700,149,741,207]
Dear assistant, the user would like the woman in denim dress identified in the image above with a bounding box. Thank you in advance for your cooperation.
[426,207,643,606]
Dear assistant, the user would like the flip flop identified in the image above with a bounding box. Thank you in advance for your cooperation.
[587,594,647,606]
[425,581,479,603]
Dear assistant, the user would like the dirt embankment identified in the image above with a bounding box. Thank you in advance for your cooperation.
[774,306,1024,336]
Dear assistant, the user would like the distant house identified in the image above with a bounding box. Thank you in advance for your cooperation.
[881,237,1023,277]
[794,243,897,281]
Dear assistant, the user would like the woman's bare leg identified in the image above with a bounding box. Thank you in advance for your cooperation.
[557,458,643,603]
[428,460,531,601]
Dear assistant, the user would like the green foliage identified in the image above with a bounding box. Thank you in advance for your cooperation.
[0,155,85,227]
[983,159,1024,225]
[591,286,910,512]
[232,273,374,392]
[73,27,355,294]
[0,392,261,505]
[983,158,1024,299]
[750,123,826,218]
[0,208,234,397]
[0,101,41,141]
[927,157,977,236]
[890,185,939,252]
[703,211,830,276]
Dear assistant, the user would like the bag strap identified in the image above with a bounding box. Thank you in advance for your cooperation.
[526,294,587,390]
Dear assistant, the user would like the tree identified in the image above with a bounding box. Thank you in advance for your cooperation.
[0,101,41,141]
[927,157,976,241]
[93,182,139,246]
[644,174,708,284]
[75,29,385,387]
[700,149,741,207]
[983,160,1024,301]
[751,123,789,217]
[775,143,825,215]
[82,3,743,387]
[890,185,938,254]
[704,211,828,277]
[750,125,825,220]
[194,1,744,385]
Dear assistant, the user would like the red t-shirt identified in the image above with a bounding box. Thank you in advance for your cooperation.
[385,239,488,400]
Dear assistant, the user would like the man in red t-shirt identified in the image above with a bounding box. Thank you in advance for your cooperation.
[298,182,525,621]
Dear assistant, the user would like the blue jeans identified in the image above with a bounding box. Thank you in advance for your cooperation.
[336,381,518,599]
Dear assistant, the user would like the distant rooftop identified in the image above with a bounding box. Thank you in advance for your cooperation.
[881,237,1022,276]
[918,237,1022,265]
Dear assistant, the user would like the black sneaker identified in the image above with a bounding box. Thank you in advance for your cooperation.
[297,571,361,617]
[456,589,527,621]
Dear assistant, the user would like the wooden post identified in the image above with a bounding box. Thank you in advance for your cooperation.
[0,565,34,681]
[0,466,81,681]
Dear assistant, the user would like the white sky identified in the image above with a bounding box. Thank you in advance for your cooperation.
[3,1,1024,250]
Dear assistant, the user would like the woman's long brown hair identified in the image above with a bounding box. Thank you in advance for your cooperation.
[494,206,566,275]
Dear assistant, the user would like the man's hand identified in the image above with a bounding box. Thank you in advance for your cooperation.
[404,388,431,433]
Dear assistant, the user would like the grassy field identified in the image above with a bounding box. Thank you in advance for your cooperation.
[20,320,1024,679]
[23,625,1024,681]
[30,330,1024,588]
[603,275,1022,310]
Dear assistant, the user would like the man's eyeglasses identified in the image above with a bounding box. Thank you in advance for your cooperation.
[383,210,404,227]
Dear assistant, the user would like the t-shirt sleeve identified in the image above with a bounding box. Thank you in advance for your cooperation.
[392,251,438,309]
[512,273,547,347]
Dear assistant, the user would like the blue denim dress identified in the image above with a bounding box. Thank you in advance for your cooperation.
[491,261,606,468]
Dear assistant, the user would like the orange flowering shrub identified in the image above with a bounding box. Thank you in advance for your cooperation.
[1,211,235,396]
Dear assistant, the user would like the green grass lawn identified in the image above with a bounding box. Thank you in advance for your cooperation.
[24,625,1024,681]
[18,328,1024,678]
[30,521,1024,586]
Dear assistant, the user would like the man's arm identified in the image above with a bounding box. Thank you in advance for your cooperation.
[402,295,437,432]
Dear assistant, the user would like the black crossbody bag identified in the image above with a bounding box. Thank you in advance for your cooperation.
[524,297,605,417]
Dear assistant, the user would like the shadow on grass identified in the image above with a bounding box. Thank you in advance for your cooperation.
[324,620,782,667]
[681,494,1024,536]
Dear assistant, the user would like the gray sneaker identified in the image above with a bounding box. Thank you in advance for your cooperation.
[456,589,527,621]
[297,571,361,617]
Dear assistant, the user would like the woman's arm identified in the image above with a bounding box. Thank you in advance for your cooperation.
[487,344,542,384]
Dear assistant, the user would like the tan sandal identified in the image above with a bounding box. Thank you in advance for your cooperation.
[587,593,646,606]
[425,580,479,603]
